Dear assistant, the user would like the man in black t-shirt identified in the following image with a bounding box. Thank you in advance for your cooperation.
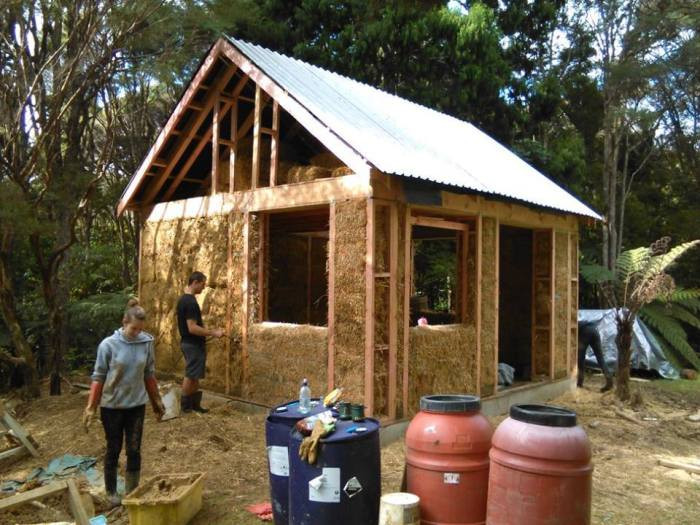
[577,320,614,392]
[177,271,225,413]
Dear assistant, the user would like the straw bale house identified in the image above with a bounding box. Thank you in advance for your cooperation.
[117,37,600,419]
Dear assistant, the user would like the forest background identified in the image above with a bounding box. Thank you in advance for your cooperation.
[1,0,698,395]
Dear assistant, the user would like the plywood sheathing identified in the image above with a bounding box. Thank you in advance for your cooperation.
[554,231,570,379]
[479,217,498,396]
[247,322,328,406]
[408,324,477,416]
[140,214,232,392]
[532,230,553,379]
[332,199,368,404]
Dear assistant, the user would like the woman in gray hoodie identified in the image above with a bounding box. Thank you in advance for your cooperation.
[82,299,165,507]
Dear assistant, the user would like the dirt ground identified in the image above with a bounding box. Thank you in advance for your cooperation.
[1,374,699,525]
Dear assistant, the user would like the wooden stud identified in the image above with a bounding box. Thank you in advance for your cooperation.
[257,213,266,323]
[327,201,336,391]
[141,63,238,205]
[270,100,280,187]
[306,235,312,323]
[494,219,500,394]
[66,478,90,525]
[475,215,482,396]
[402,206,412,416]
[364,198,375,416]
[2,412,38,457]
[0,446,27,461]
[211,99,220,195]
[566,233,572,373]
[241,212,250,394]
[0,481,68,512]
[252,85,262,190]
[550,229,556,380]
[230,97,238,192]
[460,225,469,323]
[409,216,468,231]
[388,204,399,420]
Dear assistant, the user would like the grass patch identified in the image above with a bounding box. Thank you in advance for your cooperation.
[647,377,700,404]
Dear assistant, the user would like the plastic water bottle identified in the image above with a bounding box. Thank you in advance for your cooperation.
[299,378,311,414]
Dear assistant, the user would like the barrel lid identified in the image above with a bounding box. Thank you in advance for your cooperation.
[290,418,380,444]
[267,398,326,422]
[510,404,577,427]
[420,394,481,413]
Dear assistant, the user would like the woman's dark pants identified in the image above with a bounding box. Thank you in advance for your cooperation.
[100,405,145,495]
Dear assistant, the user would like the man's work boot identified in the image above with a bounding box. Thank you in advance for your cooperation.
[125,470,140,494]
[191,391,209,414]
[181,394,193,414]
[600,375,614,392]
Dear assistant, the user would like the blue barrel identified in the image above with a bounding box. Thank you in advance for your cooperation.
[266,399,328,525]
[288,418,381,525]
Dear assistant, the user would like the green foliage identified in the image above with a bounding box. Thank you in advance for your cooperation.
[413,239,457,313]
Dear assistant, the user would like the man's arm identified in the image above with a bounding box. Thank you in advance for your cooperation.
[186,319,224,338]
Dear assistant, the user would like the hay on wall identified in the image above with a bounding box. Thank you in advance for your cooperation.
[333,199,367,403]
[554,232,570,379]
[532,230,553,377]
[248,322,328,406]
[465,229,477,328]
[480,217,497,396]
[408,324,477,416]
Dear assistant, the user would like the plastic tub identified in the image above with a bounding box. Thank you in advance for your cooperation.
[121,472,205,525]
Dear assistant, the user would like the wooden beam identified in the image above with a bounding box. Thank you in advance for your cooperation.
[117,41,226,216]
[460,226,469,323]
[229,97,238,193]
[475,215,482,396]
[270,100,280,187]
[161,74,250,202]
[66,478,90,525]
[258,213,267,322]
[211,99,220,195]
[388,204,399,420]
[409,216,468,231]
[252,85,262,190]
[364,198,375,416]
[328,201,336,391]
[550,229,556,380]
[140,62,238,205]
[2,412,38,456]
[566,233,572,373]
[402,206,411,416]
[0,446,27,461]
[306,235,312,323]
[494,219,500,394]
[0,481,68,512]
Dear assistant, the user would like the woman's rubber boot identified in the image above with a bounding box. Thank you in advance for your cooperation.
[125,470,140,494]
[601,375,614,392]
[192,391,209,414]
[181,394,193,413]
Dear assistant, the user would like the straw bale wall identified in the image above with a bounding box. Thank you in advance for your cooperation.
[395,203,407,416]
[247,322,328,406]
[140,213,234,392]
[479,217,497,396]
[373,205,390,414]
[554,231,570,379]
[533,230,552,378]
[332,199,367,404]
[570,236,579,373]
[408,324,477,416]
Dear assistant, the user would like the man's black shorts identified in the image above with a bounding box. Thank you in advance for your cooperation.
[181,341,206,379]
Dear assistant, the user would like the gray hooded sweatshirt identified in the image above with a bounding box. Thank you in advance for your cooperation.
[91,328,156,409]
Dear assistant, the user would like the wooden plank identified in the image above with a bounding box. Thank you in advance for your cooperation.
[550,229,556,380]
[494,219,500,394]
[364,198,375,416]
[566,233,572,373]
[409,216,468,231]
[2,412,38,457]
[327,201,336,391]
[306,236,312,323]
[117,41,226,216]
[388,204,399,420]
[270,100,280,187]
[161,74,250,202]
[531,232,537,376]
[229,97,238,192]
[257,213,266,323]
[475,215,482,396]
[402,207,411,415]
[0,445,27,461]
[141,63,238,205]
[241,212,251,395]
[251,85,262,190]
[0,481,67,512]
[219,40,372,179]
[658,459,700,475]
[66,478,90,525]
[460,226,469,323]
[211,99,220,195]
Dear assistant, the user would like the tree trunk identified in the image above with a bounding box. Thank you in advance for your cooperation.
[615,313,634,402]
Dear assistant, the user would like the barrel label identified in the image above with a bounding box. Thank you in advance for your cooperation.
[309,467,341,503]
[443,472,460,484]
[343,476,363,499]
[267,446,289,476]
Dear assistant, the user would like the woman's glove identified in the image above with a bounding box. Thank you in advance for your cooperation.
[82,406,95,432]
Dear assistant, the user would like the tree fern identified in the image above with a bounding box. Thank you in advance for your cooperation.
[640,302,700,370]
[666,288,700,313]
[643,240,700,281]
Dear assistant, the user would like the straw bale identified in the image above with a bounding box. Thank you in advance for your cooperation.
[464,230,477,327]
[533,231,552,277]
[332,166,355,177]
[375,205,390,273]
[554,232,569,379]
[247,214,262,324]
[533,329,550,378]
[479,217,497,396]
[408,324,477,415]
[310,151,345,169]
[286,165,333,184]
[569,238,579,373]
[248,322,328,406]
[374,282,389,414]
[395,203,407,417]
[332,199,367,403]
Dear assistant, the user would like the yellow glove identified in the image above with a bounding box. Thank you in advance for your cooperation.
[153,398,166,422]
[82,407,95,432]
[299,420,332,464]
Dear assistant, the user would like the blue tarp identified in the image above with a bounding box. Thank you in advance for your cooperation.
[578,309,679,379]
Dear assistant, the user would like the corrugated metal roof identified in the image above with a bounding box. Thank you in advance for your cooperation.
[228,36,600,219]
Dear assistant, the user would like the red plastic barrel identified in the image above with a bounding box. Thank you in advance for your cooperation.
[486,404,592,525]
[406,395,493,525]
